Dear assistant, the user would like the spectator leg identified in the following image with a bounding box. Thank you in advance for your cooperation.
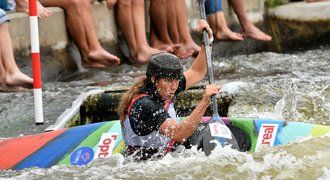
[0,22,33,89]
[175,0,200,57]
[229,0,271,41]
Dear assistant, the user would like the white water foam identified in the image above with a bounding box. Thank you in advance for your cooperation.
[219,81,250,95]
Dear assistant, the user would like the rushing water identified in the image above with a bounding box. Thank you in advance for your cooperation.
[0,46,329,179]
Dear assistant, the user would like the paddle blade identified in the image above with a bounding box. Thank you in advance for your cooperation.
[202,114,239,156]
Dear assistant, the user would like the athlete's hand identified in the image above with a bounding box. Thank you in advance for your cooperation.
[197,19,214,43]
[202,84,220,101]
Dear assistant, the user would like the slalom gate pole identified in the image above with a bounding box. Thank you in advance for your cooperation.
[28,0,44,125]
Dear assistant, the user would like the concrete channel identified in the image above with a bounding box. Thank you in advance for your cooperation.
[4,0,330,130]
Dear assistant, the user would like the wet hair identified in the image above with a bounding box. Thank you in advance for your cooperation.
[118,76,147,121]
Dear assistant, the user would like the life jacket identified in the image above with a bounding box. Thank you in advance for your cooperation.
[122,94,179,159]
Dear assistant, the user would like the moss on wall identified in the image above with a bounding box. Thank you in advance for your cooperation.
[265,0,288,8]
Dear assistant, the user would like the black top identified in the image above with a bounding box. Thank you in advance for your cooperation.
[129,76,186,136]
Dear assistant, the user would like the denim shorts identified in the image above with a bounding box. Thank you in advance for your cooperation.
[0,8,8,25]
[205,0,223,15]
[0,0,15,11]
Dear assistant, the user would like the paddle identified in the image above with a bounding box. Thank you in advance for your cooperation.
[198,0,239,155]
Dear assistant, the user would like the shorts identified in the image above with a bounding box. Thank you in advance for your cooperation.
[0,8,8,25]
[0,0,15,11]
[205,0,223,15]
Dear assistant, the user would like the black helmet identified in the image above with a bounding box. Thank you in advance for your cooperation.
[146,53,183,80]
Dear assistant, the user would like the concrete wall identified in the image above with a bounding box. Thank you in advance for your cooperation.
[7,2,121,79]
[6,0,330,79]
[267,2,330,52]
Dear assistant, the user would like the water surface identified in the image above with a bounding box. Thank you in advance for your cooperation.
[0,46,329,179]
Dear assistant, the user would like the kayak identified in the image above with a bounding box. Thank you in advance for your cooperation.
[1,117,329,171]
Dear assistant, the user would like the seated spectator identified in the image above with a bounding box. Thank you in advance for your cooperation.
[168,0,201,57]
[150,0,200,58]
[0,8,33,92]
[149,0,192,59]
[115,0,163,63]
[205,0,243,41]
[24,0,120,68]
[205,0,272,41]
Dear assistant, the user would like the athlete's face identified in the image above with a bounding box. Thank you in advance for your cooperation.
[154,77,179,100]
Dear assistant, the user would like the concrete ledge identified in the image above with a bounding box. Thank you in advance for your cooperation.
[5,0,330,79]
[267,2,330,51]
[8,7,74,80]
[7,2,120,79]
[269,2,330,21]
[8,7,67,54]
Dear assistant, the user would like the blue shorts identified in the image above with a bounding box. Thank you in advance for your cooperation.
[0,8,8,25]
[205,0,223,15]
[0,0,8,10]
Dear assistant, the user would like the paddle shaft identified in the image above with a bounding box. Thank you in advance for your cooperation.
[199,0,218,116]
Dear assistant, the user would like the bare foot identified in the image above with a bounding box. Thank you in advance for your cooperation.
[150,38,174,53]
[173,44,193,59]
[106,0,117,9]
[0,82,27,92]
[82,61,107,69]
[243,24,272,41]
[150,29,174,53]
[4,72,33,89]
[87,48,120,68]
[15,0,51,19]
[132,46,164,63]
[214,29,244,42]
[182,41,201,57]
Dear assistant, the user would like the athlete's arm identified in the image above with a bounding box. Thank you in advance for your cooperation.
[184,20,213,90]
[159,84,219,143]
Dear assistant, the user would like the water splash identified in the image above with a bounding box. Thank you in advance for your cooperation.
[2,136,329,179]
[1,46,329,178]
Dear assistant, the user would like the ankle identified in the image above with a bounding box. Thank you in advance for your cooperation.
[243,23,256,32]
[137,45,150,52]
[89,45,103,52]
[5,68,20,76]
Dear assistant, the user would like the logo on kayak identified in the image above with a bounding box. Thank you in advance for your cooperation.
[70,147,94,166]
[95,133,118,159]
[209,123,232,139]
[256,124,279,151]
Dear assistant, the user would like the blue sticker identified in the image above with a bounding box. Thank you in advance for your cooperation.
[254,119,284,146]
[70,147,94,166]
